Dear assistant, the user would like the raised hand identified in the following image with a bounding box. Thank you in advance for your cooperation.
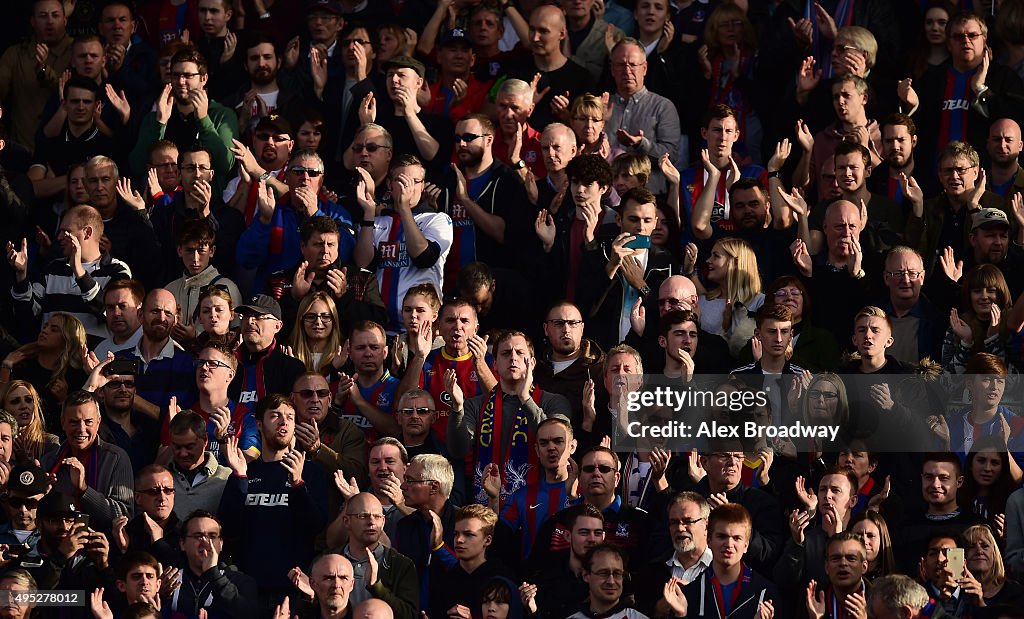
[221,31,237,64]
[927,415,951,446]
[280,448,306,485]
[116,178,146,211]
[663,577,689,616]
[767,139,792,173]
[688,448,706,483]
[897,78,919,111]
[289,566,314,598]
[482,462,502,499]
[224,435,247,476]
[310,47,328,97]
[806,581,825,619]
[660,153,680,186]
[6,238,28,280]
[900,173,924,218]
[794,475,818,510]
[104,84,131,124]
[444,368,464,411]
[284,36,300,70]
[939,246,963,282]
[790,239,812,277]
[256,179,276,224]
[358,92,377,124]
[789,508,812,544]
[795,119,814,152]
[949,308,973,345]
[629,297,645,336]
[334,471,360,499]
[91,588,113,619]
[796,57,822,95]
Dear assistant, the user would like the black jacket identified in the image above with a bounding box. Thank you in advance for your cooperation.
[578,244,674,352]
[171,564,260,619]
[229,339,307,403]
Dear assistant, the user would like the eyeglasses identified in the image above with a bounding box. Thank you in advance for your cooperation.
[833,44,863,55]
[581,464,615,474]
[951,32,983,42]
[402,478,435,485]
[941,166,975,177]
[105,380,136,390]
[546,319,583,328]
[773,289,803,298]
[454,133,490,143]
[238,313,277,322]
[807,390,839,402]
[171,71,201,81]
[658,296,696,308]
[399,407,435,415]
[669,517,705,527]
[611,61,645,72]
[150,162,177,170]
[710,453,744,462]
[187,532,221,541]
[573,116,603,124]
[303,313,334,324]
[346,512,385,521]
[181,165,213,173]
[344,38,371,46]
[294,388,331,399]
[255,133,291,143]
[352,142,391,153]
[3,497,39,510]
[592,569,626,580]
[390,177,425,185]
[289,166,323,177]
[194,359,232,371]
[139,487,175,497]
[886,270,923,280]
[200,283,228,294]
[717,19,744,28]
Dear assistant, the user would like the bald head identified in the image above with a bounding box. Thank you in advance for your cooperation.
[658,276,699,317]
[311,554,355,614]
[141,289,178,342]
[530,5,566,58]
[988,118,1024,166]
[535,4,565,28]
[346,492,383,514]
[353,599,394,619]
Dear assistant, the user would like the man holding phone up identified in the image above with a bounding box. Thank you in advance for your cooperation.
[917,531,984,617]
[578,187,673,351]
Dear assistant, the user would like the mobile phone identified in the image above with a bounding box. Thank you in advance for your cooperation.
[73,513,90,534]
[946,548,965,578]
[104,358,139,376]
[2,544,28,560]
[624,235,651,250]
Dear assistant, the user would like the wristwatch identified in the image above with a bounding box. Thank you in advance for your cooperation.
[638,285,651,298]
[852,269,866,280]
[767,170,783,180]
[512,160,527,170]
[258,170,274,182]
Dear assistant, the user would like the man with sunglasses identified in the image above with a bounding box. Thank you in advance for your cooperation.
[238,149,355,293]
[0,463,49,552]
[225,114,293,220]
[292,372,368,489]
[530,447,652,573]
[340,124,394,212]
[438,114,528,282]
[112,464,183,567]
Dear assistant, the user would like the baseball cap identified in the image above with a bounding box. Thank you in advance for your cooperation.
[255,115,293,139]
[385,56,426,78]
[306,0,342,15]
[971,208,1010,231]
[439,28,472,48]
[37,492,78,519]
[7,463,50,496]
[236,294,283,320]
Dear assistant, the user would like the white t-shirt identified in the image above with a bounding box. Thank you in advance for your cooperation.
[373,212,453,333]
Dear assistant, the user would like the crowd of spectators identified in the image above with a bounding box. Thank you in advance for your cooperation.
[5,0,1024,618]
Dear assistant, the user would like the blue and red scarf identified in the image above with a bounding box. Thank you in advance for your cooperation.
[475,384,544,504]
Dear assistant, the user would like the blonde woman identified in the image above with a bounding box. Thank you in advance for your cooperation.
[693,237,764,354]
[0,381,59,462]
[289,292,345,374]
[570,94,622,163]
[0,313,88,424]
[964,524,1024,607]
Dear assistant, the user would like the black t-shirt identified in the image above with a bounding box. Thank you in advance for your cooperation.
[378,110,454,178]
[509,59,596,131]
[34,126,119,177]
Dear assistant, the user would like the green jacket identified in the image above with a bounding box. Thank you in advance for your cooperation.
[130,99,239,193]
[904,190,1009,273]
[736,320,842,372]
